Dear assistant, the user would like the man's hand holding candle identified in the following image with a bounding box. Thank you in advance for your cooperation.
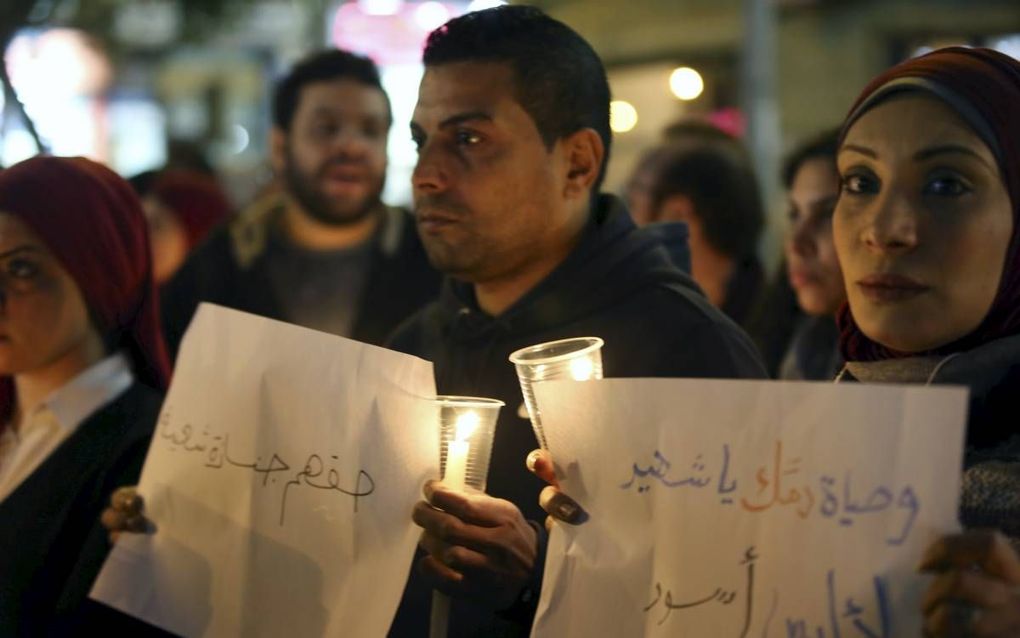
[413,481,538,610]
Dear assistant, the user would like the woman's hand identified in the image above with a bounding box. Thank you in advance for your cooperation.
[526,449,586,531]
[921,530,1020,637]
[99,486,153,544]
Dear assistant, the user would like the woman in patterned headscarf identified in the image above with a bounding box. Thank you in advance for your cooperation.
[833,47,1020,636]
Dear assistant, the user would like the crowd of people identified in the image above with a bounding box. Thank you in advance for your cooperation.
[1,4,1019,636]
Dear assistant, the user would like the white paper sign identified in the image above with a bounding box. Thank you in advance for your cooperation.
[531,378,968,638]
[91,304,438,637]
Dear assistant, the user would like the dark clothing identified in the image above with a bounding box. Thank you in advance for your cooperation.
[745,265,801,378]
[840,334,1020,540]
[387,195,766,636]
[778,315,842,381]
[640,221,691,274]
[160,195,441,357]
[0,382,162,635]
[264,228,373,337]
[721,254,766,329]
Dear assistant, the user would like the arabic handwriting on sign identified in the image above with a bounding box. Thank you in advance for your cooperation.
[817,472,920,546]
[279,454,377,525]
[644,546,757,631]
[158,410,225,461]
[784,569,891,638]
[739,546,758,638]
[157,407,377,527]
[887,486,920,546]
[620,442,922,546]
[739,441,812,515]
[205,434,225,469]
[717,444,737,503]
[619,449,716,493]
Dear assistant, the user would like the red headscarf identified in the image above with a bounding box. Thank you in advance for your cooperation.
[149,170,231,249]
[837,47,1020,361]
[0,156,171,423]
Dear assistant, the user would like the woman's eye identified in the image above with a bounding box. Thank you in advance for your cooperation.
[925,176,971,197]
[841,173,878,195]
[7,259,38,279]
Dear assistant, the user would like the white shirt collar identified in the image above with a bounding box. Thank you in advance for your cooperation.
[37,352,134,432]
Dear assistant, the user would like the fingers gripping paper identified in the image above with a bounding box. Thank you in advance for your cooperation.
[531,379,968,638]
[90,304,438,637]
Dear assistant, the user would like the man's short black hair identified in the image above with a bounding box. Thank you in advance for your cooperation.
[423,5,612,191]
[781,127,840,188]
[272,49,391,131]
[649,140,764,260]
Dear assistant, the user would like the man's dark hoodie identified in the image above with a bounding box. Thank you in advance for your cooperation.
[387,195,766,637]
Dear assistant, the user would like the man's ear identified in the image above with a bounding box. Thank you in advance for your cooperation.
[657,193,695,224]
[561,128,604,199]
[269,127,287,175]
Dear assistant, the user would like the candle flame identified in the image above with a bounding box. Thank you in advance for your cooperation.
[454,411,480,441]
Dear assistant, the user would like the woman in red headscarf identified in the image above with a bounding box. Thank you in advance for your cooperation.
[0,156,169,633]
[833,47,1020,636]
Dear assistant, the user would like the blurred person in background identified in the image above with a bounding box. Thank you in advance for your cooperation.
[625,119,747,226]
[626,136,766,327]
[751,129,845,379]
[0,156,169,634]
[159,48,440,357]
[830,47,1020,637]
[140,170,233,285]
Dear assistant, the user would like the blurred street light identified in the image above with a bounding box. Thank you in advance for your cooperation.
[669,66,704,101]
[610,100,638,133]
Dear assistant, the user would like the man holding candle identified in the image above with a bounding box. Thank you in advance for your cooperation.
[388,6,767,636]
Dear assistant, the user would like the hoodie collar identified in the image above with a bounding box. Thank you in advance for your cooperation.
[437,194,679,341]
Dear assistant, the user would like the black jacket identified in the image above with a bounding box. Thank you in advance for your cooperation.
[0,382,163,636]
[160,196,441,357]
[387,195,766,636]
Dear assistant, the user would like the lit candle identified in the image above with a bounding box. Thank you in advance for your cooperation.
[443,411,479,492]
[570,356,595,381]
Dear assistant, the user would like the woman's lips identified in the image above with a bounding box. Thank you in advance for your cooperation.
[856,273,929,303]
[788,268,818,289]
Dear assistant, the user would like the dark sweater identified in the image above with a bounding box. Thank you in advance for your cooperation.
[386,195,766,636]
[0,382,163,636]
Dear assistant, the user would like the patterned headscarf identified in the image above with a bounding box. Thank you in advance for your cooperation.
[837,47,1020,361]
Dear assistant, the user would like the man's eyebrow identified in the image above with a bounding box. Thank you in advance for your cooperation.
[410,111,493,139]
[438,111,493,129]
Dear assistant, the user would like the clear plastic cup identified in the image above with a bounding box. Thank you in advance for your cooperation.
[508,337,604,449]
[436,396,504,492]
